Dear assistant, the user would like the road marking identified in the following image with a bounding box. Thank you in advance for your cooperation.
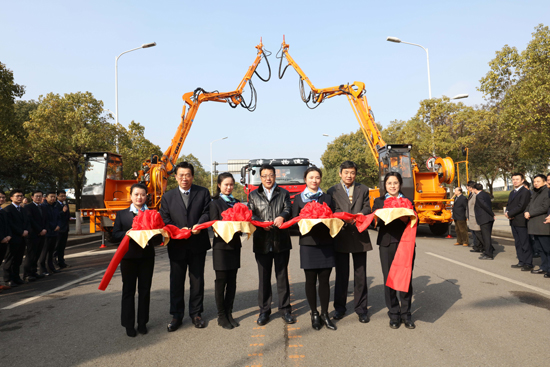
[67,239,102,249]
[426,252,550,297]
[2,269,105,310]
[65,249,117,259]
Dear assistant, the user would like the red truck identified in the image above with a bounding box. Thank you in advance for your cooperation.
[240,158,311,202]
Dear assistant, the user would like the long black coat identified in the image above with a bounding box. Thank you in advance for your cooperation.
[55,201,70,233]
[0,209,12,240]
[452,194,468,221]
[526,186,550,235]
[327,182,372,253]
[112,207,162,259]
[209,198,242,250]
[292,193,334,247]
[372,196,415,247]
[474,191,494,225]
[159,184,211,259]
[25,202,46,238]
[4,204,29,245]
[248,185,292,254]
[506,187,531,227]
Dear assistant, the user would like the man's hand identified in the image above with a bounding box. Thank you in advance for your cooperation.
[273,217,284,228]
[54,226,60,232]
[544,215,550,224]
[504,212,509,219]
[63,205,68,212]
[40,229,47,236]
[344,218,356,224]
[1,237,8,244]
[22,230,28,237]
[191,224,201,235]
[264,226,271,231]
[524,212,530,219]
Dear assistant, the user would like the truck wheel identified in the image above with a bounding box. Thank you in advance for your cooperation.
[429,223,449,236]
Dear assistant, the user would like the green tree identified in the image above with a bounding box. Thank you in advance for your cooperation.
[166,153,211,192]
[24,92,114,209]
[117,120,163,180]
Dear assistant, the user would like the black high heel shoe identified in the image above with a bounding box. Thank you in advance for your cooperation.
[311,311,322,330]
[320,312,337,330]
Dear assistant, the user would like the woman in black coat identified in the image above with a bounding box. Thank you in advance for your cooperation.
[372,172,416,330]
[209,172,242,329]
[292,167,336,331]
[525,174,550,277]
[112,183,161,337]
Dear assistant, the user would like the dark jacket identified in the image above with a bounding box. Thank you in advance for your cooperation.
[55,200,70,233]
[526,186,550,236]
[4,204,29,245]
[209,197,242,250]
[159,184,211,259]
[112,207,161,259]
[292,193,334,247]
[452,194,468,221]
[25,202,46,238]
[0,208,12,240]
[42,202,61,237]
[248,185,292,254]
[327,182,372,253]
[474,191,494,225]
[372,196,415,247]
[506,187,531,227]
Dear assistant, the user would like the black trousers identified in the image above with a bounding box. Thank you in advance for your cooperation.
[54,231,69,266]
[255,251,291,314]
[120,257,154,328]
[333,251,368,315]
[511,226,532,266]
[0,243,8,267]
[379,243,415,320]
[214,269,238,315]
[24,236,44,277]
[304,268,332,314]
[169,250,207,319]
[476,222,495,257]
[534,235,550,272]
[38,237,57,274]
[3,241,25,282]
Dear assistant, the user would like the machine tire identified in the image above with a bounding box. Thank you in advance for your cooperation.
[429,223,449,236]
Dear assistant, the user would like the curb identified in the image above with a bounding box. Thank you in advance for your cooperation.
[67,234,102,247]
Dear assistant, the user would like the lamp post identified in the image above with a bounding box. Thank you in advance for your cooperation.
[387,37,431,99]
[115,42,156,152]
[210,137,228,193]
[322,134,330,137]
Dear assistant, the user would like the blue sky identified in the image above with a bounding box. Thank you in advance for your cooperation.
[2,0,548,175]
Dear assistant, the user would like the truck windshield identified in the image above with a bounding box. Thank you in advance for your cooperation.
[82,157,106,195]
[250,165,308,185]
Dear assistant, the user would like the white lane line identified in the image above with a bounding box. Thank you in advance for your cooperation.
[65,249,117,259]
[67,239,102,249]
[426,252,550,297]
[2,269,106,310]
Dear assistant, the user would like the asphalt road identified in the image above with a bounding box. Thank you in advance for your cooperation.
[1,227,549,367]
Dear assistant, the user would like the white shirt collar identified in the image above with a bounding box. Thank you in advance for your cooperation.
[178,186,191,195]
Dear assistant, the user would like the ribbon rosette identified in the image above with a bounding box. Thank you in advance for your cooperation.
[212,203,264,243]
[279,202,345,237]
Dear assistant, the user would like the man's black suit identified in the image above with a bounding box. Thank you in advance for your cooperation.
[54,200,70,267]
[160,184,211,320]
[452,194,469,245]
[327,182,372,316]
[3,204,29,282]
[474,191,495,258]
[506,187,532,266]
[0,209,11,268]
[24,203,47,278]
[39,202,60,274]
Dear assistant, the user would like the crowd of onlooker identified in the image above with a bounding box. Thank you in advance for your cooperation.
[0,189,71,292]
[451,173,550,278]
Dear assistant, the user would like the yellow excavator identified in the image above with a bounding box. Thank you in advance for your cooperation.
[278,38,455,235]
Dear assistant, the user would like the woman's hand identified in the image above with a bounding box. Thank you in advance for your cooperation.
[191,224,201,235]
[524,212,530,219]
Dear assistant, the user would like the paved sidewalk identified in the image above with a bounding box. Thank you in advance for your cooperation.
[451,213,512,239]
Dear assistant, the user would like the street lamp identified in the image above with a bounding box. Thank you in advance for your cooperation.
[115,42,156,152]
[322,134,330,137]
[387,36,431,99]
[451,94,469,100]
[210,137,228,193]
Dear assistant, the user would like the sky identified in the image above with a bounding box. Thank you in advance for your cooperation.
[2,0,548,177]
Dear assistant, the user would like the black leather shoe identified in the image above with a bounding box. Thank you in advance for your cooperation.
[58,263,70,269]
[402,319,416,329]
[358,313,370,323]
[521,265,534,271]
[13,278,25,285]
[7,281,19,288]
[257,313,270,326]
[544,273,550,278]
[167,318,182,332]
[389,319,401,329]
[137,324,148,334]
[33,273,45,279]
[311,311,322,330]
[281,312,296,324]
[333,310,345,320]
[533,252,540,258]
[40,272,50,277]
[24,276,36,283]
[217,314,233,330]
[126,327,137,337]
[320,312,337,330]
[470,249,482,253]
[511,263,523,268]
[191,315,206,328]
[479,255,493,260]
[226,312,239,328]
[531,268,547,275]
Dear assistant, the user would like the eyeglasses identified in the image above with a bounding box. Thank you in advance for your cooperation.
[261,175,275,179]
[177,174,193,179]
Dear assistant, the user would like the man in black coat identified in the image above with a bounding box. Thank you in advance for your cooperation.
[506,173,533,270]
[473,183,496,259]
[54,190,70,269]
[0,192,13,291]
[2,189,29,287]
[160,162,211,331]
[327,161,372,323]
[39,192,61,276]
[23,191,48,282]
[452,187,469,247]
[248,163,294,326]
